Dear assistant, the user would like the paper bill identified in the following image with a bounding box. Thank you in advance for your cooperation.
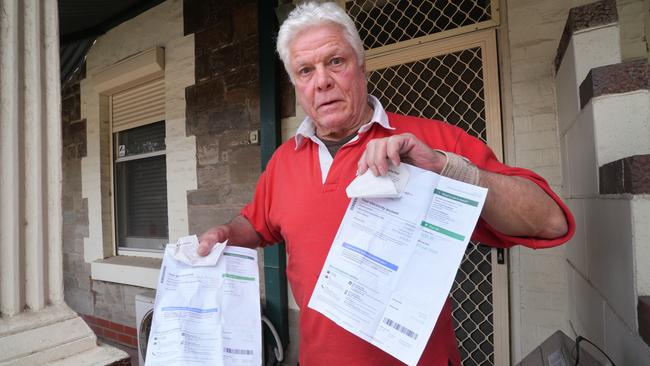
[145,235,262,366]
[308,164,487,365]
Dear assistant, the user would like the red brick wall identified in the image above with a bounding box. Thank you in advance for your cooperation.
[82,314,138,349]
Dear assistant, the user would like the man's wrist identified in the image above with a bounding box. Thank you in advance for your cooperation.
[434,150,480,185]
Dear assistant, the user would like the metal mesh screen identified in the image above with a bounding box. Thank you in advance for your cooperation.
[452,242,493,364]
[367,47,495,365]
[347,0,492,49]
[368,48,486,138]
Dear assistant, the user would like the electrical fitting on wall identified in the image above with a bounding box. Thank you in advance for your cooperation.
[249,129,260,145]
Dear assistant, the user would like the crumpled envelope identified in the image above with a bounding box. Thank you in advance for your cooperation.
[165,234,226,266]
[346,162,411,198]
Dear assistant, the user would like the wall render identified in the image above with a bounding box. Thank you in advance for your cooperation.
[505,0,595,361]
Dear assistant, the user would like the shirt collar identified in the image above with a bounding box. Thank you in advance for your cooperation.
[294,95,393,150]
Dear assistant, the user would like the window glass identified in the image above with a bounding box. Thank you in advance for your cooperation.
[114,121,168,251]
[115,121,166,157]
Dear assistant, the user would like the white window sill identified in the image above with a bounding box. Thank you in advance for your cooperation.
[91,256,162,289]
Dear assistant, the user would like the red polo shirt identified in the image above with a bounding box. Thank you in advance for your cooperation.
[242,112,575,365]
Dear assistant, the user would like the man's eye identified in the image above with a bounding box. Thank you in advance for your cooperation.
[299,67,312,75]
[330,58,343,66]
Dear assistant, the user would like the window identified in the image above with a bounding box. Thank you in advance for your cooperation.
[88,46,197,288]
[114,122,168,251]
[111,77,168,253]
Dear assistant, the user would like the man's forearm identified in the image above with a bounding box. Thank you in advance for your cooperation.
[355,133,568,239]
[478,170,568,239]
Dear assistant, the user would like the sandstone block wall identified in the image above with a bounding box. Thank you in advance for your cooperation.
[183,0,261,235]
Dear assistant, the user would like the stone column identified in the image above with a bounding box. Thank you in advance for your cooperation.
[0,0,127,364]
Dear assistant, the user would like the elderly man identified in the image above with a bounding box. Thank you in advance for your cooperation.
[198,2,574,365]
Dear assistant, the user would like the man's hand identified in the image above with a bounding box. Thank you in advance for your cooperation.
[358,133,447,176]
[197,215,262,256]
[198,225,231,256]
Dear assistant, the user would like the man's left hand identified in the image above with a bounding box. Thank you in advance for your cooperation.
[358,133,447,176]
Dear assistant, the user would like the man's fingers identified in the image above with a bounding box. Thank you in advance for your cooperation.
[197,226,227,256]
[361,140,381,176]
[197,235,216,256]
[358,137,404,176]
[363,139,390,176]
[386,135,406,167]
[357,150,369,175]
[373,140,389,175]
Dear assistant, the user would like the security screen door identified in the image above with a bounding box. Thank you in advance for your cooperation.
[344,1,508,365]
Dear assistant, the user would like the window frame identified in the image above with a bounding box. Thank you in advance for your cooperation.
[88,47,169,287]
[109,92,168,259]
[112,121,169,257]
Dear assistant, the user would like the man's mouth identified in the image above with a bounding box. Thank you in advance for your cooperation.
[318,100,341,109]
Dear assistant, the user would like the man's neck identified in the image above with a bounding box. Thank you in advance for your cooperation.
[316,103,374,142]
[322,133,357,157]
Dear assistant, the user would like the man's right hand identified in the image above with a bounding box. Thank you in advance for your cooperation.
[358,133,447,176]
[197,225,231,256]
[196,215,263,256]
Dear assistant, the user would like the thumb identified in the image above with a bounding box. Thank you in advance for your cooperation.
[197,240,211,256]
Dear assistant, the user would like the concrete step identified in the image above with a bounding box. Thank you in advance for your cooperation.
[46,343,130,366]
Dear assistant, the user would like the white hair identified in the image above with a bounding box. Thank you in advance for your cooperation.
[276,2,365,82]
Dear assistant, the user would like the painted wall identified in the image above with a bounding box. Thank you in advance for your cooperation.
[552,0,650,364]
[556,13,650,366]
[499,0,596,360]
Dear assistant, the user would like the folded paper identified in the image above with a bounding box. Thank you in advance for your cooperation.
[346,162,411,198]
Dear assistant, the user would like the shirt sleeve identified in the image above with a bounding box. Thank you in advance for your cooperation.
[240,152,284,246]
[452,130,576,249]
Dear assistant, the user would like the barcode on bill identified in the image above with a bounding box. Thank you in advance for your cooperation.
[383,318,418,340]
[224,347,254,355]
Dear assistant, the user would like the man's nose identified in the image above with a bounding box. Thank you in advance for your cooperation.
[315,67,333,91]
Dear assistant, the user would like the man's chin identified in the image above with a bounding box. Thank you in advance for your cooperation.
[314,117,346,131]
[314,119,360,139]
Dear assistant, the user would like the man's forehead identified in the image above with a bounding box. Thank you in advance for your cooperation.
[290,41,354,66]
[291,42,347,61]
[289,24,351,54]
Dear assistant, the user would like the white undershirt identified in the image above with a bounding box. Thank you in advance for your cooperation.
[293,95,394,183]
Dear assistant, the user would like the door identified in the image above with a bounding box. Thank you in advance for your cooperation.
[344,1,508,365]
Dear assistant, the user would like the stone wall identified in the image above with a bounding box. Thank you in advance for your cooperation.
[62,64,92,315]
[61,48,147,360]
[80,0,197,266]
[183,0,261,235]
[61,1,274,359]
[618,0,649,61]
[63,0,197,356]
[61,50,150,360]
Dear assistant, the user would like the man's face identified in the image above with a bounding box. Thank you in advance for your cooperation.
[288,23,370,141]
